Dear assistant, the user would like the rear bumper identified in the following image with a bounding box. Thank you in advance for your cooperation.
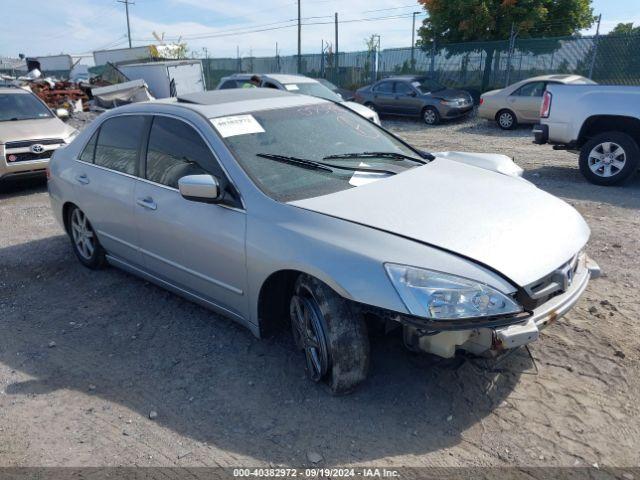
[533,123,549,144]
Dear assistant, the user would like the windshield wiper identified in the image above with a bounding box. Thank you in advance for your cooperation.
[323,151,433,163]
[256,153,405,175]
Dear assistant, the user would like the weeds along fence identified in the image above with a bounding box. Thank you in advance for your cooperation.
[202,33,640,95]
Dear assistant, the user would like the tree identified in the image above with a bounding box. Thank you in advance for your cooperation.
[611,23,640,35]
[417,0,595,89]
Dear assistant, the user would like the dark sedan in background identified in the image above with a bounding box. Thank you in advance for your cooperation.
[355,75,473,125]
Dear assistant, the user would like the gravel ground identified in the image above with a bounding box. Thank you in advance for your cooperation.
[0,111,639,469]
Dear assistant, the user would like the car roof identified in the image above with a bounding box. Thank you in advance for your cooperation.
[161,88,327,118]
[379,75,433,82]
[515,74,588,84]
[0,87,31,95]
[226,73,317,84]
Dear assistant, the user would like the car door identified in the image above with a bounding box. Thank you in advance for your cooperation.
[392,81,422,115]
[370,81,395,113]
[134,115,247,319]
[508,81,546,122]
[73,115,148,266]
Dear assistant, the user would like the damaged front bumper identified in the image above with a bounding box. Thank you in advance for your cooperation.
[401,255,600,358]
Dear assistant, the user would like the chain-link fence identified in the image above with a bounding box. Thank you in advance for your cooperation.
[202,32,640,94]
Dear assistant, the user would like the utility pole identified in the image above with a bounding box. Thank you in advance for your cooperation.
[236,45,240,72]
[297,0,302,73]
[411,11,420,72]
[334,12,339,80]
[588,13,602,79]
[117,0,134,48]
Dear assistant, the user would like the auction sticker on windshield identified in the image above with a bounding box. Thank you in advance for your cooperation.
[211,115,265,138]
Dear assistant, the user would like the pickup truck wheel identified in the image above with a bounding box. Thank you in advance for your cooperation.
[579,132,639,186]
[422,107,440,125]
[496,109,517,130]
[289,274,369,395]
[67,206,107,269]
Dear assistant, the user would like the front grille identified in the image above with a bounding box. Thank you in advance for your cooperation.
[5,151,51,163]
[5,138,64,149]
[517,254,580,310]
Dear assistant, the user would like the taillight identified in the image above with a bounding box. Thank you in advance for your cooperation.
[479,97,484,105]
[540,91,552,118]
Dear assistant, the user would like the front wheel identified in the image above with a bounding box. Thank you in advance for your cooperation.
[290,274,369,395]
[67,206,107,269]
[579,132,639,186]
[422,106,440,125]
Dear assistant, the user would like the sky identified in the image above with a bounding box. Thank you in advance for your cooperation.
[1,0,639,63]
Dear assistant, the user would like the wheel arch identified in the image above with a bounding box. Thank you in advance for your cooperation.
[578,115,640,148]
[61,201,78,235]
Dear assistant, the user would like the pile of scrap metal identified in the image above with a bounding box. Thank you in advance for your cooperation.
[30,78,89,112]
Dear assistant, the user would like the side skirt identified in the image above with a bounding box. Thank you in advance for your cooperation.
[105,254,260,337]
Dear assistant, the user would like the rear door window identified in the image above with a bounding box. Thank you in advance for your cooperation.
[79,130,99,163]
[513,82,546,97]
[94,116,147,175]
[145,116,216,189]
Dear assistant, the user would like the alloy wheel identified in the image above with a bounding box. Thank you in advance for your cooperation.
[290,289,330,382]
[588,142,626,178]
[71,208,96,260]
[423,109,437,125]
[498,112,514,129]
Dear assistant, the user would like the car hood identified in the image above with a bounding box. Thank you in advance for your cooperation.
[290,159,590,287]
[428,88,471,101]
[0,117,74,144]
[342,101,376,120]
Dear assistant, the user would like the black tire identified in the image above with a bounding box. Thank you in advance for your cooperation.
[422,106,440,125]
[364,102,377,112]
[67,205,107,270]
[579,131,640,186]
[496,109,517,130]
[290,274,369,395]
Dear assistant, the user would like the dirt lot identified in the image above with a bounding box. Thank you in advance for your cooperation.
[0,112,639,469]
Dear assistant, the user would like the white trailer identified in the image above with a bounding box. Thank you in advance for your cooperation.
[117,60,205,98]
[93,46,154,67]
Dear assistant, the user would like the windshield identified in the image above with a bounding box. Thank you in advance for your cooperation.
[412,78,446,94]
[0,93,53,121]
[215,103,423,202]
[284,83,343,102]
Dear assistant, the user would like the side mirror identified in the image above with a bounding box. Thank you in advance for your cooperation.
[178,174,221,203]
[55,108,69,119]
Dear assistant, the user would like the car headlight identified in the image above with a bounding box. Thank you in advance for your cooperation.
[385,263,522,320]
[440,99,459,106]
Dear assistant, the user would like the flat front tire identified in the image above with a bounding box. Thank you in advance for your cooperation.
[579,132,639,186]
[67,206,107,269]
[290,274,369,395]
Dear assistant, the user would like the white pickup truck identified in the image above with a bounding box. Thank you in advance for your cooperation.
[533,84,640,185]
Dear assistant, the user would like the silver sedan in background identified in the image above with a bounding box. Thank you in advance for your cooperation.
[48,88,599,394]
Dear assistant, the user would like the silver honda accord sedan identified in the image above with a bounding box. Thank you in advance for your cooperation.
[48,88,600,394]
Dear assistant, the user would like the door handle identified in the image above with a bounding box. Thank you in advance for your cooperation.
[136,197,157,210]
[75,173,90,185]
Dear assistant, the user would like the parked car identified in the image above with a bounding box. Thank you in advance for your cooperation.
[479,74,596,130]
[49,88,600,394]
[354,75,473,125]
[0,87,77,183]
[534,84,640,185]
[316,78,355,101]
[216,73,380,125]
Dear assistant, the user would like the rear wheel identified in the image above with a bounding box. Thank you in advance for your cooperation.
[67,206,107,269]
[579,132,639,186]
[289,274,369,395]
[422,106,440,125]
[496,109,517,130]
